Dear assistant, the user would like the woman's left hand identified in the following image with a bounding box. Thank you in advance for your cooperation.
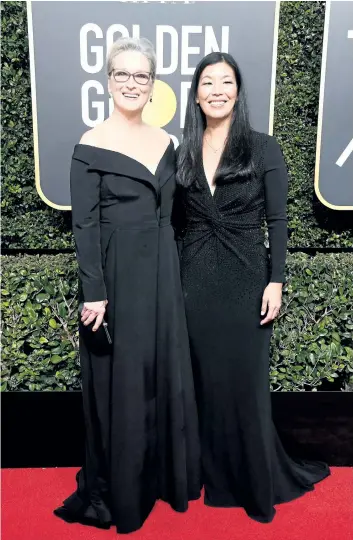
[260,282,283,325]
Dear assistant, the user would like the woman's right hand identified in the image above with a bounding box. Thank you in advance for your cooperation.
[81,300,108,331]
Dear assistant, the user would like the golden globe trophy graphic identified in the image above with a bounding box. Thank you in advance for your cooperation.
[142,80,177,128]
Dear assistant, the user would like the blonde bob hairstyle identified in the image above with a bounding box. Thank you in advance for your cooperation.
[106,37,157,81]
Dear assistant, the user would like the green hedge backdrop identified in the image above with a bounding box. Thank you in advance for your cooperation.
[1,1,353,392]
[2,253,353,392]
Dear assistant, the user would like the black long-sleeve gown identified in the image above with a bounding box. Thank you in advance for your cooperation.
[54,141,201,534]
[177,131,330,523]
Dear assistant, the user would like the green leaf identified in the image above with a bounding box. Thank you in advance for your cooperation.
[49,319,57,329]
[332,332,341,343]
[36,293,50,303]
[58,303,67,318]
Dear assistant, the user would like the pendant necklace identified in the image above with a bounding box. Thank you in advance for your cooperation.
[204,134,226,154]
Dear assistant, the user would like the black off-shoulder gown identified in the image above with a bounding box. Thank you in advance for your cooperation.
[177,131,330,523]
[54,141,201,534]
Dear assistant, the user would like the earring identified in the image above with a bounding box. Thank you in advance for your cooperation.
[150,96,153,103]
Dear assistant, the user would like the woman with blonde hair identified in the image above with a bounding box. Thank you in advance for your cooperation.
[54,37,200,534]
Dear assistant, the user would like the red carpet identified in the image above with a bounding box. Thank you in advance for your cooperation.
[2,467,352,540]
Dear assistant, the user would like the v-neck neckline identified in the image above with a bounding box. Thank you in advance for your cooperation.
[202,163,218,199]
[77,139,173,178]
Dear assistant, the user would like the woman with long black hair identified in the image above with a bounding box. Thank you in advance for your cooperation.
[176,52,329,523]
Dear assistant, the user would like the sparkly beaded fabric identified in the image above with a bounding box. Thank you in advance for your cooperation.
[176,130,330,523]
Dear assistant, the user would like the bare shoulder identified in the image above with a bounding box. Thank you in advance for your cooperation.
[145,125,171,147]
[79,122,109,146]
[157,127,171,145]
[79,128,97,146]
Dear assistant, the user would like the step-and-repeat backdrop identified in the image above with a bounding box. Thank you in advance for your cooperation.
[27,1,352,210]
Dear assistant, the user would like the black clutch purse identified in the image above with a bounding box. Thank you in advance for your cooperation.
[78,302,112,355]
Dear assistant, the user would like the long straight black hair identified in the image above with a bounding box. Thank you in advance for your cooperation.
[177,52,254,188]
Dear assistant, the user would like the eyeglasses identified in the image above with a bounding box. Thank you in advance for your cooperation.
[109,69,152,85]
